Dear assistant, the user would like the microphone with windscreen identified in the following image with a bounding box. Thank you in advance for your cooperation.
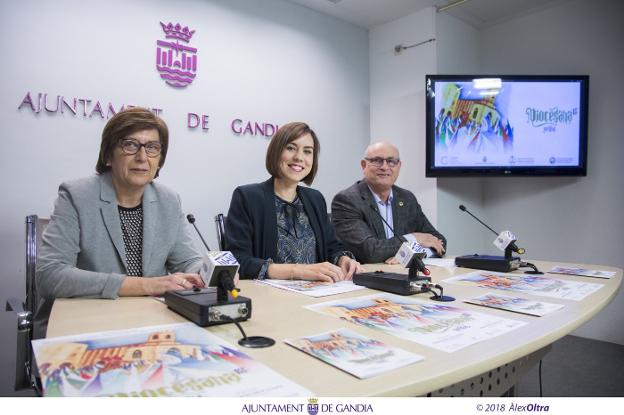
[457,204,541,274]
[351,204,454,301]
[368,204,429,276]
[163,214,275,348]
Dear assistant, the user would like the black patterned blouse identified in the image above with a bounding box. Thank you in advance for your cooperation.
[274,195,317,265]
[118,204,143,277]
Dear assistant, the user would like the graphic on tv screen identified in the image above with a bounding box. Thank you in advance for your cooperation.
[433,81,581,168]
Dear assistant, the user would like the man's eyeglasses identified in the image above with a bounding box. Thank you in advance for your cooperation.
[119,139,162,157]
[364,157,400,168]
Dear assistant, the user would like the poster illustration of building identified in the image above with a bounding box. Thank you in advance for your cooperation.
[32,323,310,397]
[306,294,525,353]
[444,271,603,301]
[464,292,564,317]
[285,328,423,379]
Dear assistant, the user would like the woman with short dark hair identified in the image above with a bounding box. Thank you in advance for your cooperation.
[35,107,204,337]
[225,122,362,282]
[96,106,169,178]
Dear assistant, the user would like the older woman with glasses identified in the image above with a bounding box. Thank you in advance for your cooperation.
[225,122,363,282]
[35,107,204,337]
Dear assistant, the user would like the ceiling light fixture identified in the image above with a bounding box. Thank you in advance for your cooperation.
[473,78,502,90]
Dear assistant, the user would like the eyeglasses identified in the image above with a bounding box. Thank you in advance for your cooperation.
[364,157,400,168]
[119,139,162,157]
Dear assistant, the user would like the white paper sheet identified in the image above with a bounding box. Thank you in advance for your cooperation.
[256,279,366,297]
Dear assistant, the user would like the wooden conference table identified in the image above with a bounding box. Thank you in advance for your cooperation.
[47,260,622,397]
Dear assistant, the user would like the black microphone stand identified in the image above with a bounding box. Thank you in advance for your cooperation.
[360,204,454,301]
[177,214,275,348]
[458,205,542,274]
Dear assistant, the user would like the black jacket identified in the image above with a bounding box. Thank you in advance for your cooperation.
[331,180,446,263]
[225,178,347,278]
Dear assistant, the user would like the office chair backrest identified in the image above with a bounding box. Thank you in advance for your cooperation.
[215,213,226,251]
[26,215,49,317]
[6,214,49,393]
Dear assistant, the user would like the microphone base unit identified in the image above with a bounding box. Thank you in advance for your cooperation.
[430,294,455,302]
[164,288,252,327]
[239,336,276,348]
[353,271,432,296]
[455,254,521,273]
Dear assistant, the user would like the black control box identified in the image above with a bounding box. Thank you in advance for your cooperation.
[455,254,521,273]
[353,271,431,296]
[164,288,252,326]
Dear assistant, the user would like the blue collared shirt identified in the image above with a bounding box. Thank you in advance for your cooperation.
[370,187,395,239]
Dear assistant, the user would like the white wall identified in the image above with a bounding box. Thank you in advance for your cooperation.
[369,8,439,225]
[434,12,488,256]
[434,0,624,345]
[478,0,624,345]
[367,7,488,256]
[0,0,369,395]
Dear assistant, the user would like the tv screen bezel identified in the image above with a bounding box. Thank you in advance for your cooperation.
[425,74,589,177]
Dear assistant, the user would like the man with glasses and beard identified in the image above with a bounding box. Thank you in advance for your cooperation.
[331,141,446,264]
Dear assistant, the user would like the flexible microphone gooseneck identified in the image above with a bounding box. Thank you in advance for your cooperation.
[458,205,525,255]
[182,214,275,348]
[186,213,239,296]
[186,214,211,252]
[459,205,498,236]
[369,204,409,243]
[368,204,429,275]
[457,205,542,274]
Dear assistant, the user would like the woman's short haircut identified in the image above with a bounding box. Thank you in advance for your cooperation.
[96,107,169,178]
[265,122,320,186]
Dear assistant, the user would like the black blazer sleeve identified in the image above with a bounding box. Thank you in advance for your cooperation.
[224,186,266,278]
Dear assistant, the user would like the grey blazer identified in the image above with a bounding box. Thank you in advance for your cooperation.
[35,172,202,337]
[331,180,446,263]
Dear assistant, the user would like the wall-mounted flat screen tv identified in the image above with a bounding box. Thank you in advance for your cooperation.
[425,75,589,177]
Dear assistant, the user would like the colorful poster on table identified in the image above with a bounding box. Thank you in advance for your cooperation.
[305,293,526,353]
[31,322,310,397]
[284,328,423,379]
[464,292,564,317]
[257,279,365,297]
[549,266,615,279]
[444,271,603,301]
